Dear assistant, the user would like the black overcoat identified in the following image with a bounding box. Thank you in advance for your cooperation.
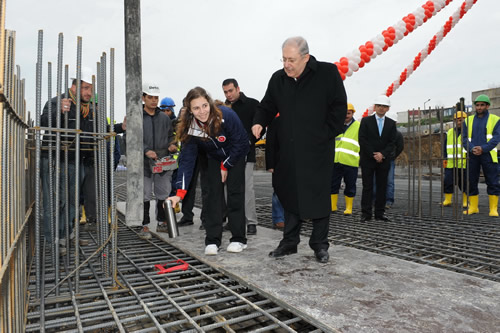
[254,56,347,219]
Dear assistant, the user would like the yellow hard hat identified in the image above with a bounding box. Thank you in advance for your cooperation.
[347,103,356,113]
[453,111,467,119]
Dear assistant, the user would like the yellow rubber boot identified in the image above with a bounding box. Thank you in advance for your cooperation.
[442,193,452,207]
[331,194,338,212]
[488,195,499,217]
[343,196,354,215]
[462,193,468,208]
[463,195,479,215]
[80,206,87,224]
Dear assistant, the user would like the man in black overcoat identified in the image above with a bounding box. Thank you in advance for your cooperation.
[359,95,397,222]
[252,36,347,263]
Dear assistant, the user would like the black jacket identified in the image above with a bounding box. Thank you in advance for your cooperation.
[254,55,347,219]
[359,115,397,167]
[41,91,95,161]
[391,130,404,160]
[226,92,260,162]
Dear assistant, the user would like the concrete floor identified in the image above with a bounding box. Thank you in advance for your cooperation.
[123,205,500,333]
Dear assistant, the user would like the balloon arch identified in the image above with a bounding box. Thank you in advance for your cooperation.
[332,0,479,116]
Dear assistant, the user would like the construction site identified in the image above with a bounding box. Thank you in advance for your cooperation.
[1,0,500,332]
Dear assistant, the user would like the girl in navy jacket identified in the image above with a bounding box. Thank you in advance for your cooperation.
[168,87,249,255]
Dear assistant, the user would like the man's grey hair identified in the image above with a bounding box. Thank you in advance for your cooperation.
[282,36,309,56]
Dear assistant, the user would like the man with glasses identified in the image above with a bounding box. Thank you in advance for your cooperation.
[252,36,347,263]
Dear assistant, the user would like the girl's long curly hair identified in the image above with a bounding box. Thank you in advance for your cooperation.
[176,87,223,143]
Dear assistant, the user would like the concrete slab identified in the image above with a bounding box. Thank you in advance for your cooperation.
[134,206,500,333]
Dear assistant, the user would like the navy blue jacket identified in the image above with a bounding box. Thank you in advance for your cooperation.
[175,106,249,195]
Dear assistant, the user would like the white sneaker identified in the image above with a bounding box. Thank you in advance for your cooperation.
[205,244,218,255]
[226,242,247,253]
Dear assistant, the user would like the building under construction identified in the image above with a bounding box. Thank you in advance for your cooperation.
[1,1,500,332]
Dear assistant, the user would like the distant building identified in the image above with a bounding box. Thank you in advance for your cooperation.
[472,87,500,116]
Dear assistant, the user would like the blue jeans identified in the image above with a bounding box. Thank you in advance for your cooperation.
[272,192,284,224]
[372,160,395,205]
[385,160,395,204]
[41,157,80,243]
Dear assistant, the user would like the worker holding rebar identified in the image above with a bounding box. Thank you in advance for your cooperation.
[442,111,468,208]
[40,67,96,255]
[330,103,360,215]
[461,94,500,216]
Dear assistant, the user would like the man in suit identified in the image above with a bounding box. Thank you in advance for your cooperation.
[359,95,397,222]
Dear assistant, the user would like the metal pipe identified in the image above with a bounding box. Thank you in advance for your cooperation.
[164,199,179,238]
[54,33,64,295]
[34,29,43,299]
[74,36,83,292]
[110,47,118,285]
[428,106,432,216]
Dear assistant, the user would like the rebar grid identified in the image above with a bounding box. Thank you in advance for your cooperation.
[26,222,326,332]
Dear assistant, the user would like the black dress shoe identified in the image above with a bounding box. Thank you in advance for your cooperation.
[268,246,297,258]
[247,224,257,235]
[360,216,372,222]
[314,249,329,263]
[375,215,391,222]
[178,219,194,227]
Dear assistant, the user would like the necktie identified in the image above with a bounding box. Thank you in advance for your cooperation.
[378,117,383,136]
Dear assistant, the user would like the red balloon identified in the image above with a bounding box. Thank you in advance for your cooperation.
[365,41,374,49]
[340,57,349,66]
[366,47,374,57]
[340,71,346,80]
[382,45,388,51]
[388,27,396,34]
[361,52,370,63]
[340,65,349,74]
[358,60,365,68]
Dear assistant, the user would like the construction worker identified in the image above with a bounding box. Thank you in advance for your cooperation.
[331,103,359,215]
[159,97,176,120]
[462,94,500,216]
[442,111,468,208]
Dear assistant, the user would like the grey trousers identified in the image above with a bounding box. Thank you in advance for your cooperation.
[144,171,172,223]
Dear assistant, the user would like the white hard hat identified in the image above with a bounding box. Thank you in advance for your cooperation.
[142,82,161,97]
[374,95,391,107]
[71,66,94,85]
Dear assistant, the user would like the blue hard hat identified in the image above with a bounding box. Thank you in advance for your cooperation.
[160,97,175,111]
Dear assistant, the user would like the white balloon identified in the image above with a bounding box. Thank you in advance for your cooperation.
[346,67,353,77]
[374,45,383,55]
[348,61,359,72]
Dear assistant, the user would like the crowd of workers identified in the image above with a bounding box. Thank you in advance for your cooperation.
[40,36,499,263]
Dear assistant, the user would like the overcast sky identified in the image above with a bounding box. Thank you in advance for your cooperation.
[6,0,500,121]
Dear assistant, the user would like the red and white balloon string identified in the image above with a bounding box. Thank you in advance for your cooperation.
[334,0,454,81]
[362,0,478,117]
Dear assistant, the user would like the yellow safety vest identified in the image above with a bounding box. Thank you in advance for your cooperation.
[466,114,499,163]
[334,120,360,167]
[446,128,466,168]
